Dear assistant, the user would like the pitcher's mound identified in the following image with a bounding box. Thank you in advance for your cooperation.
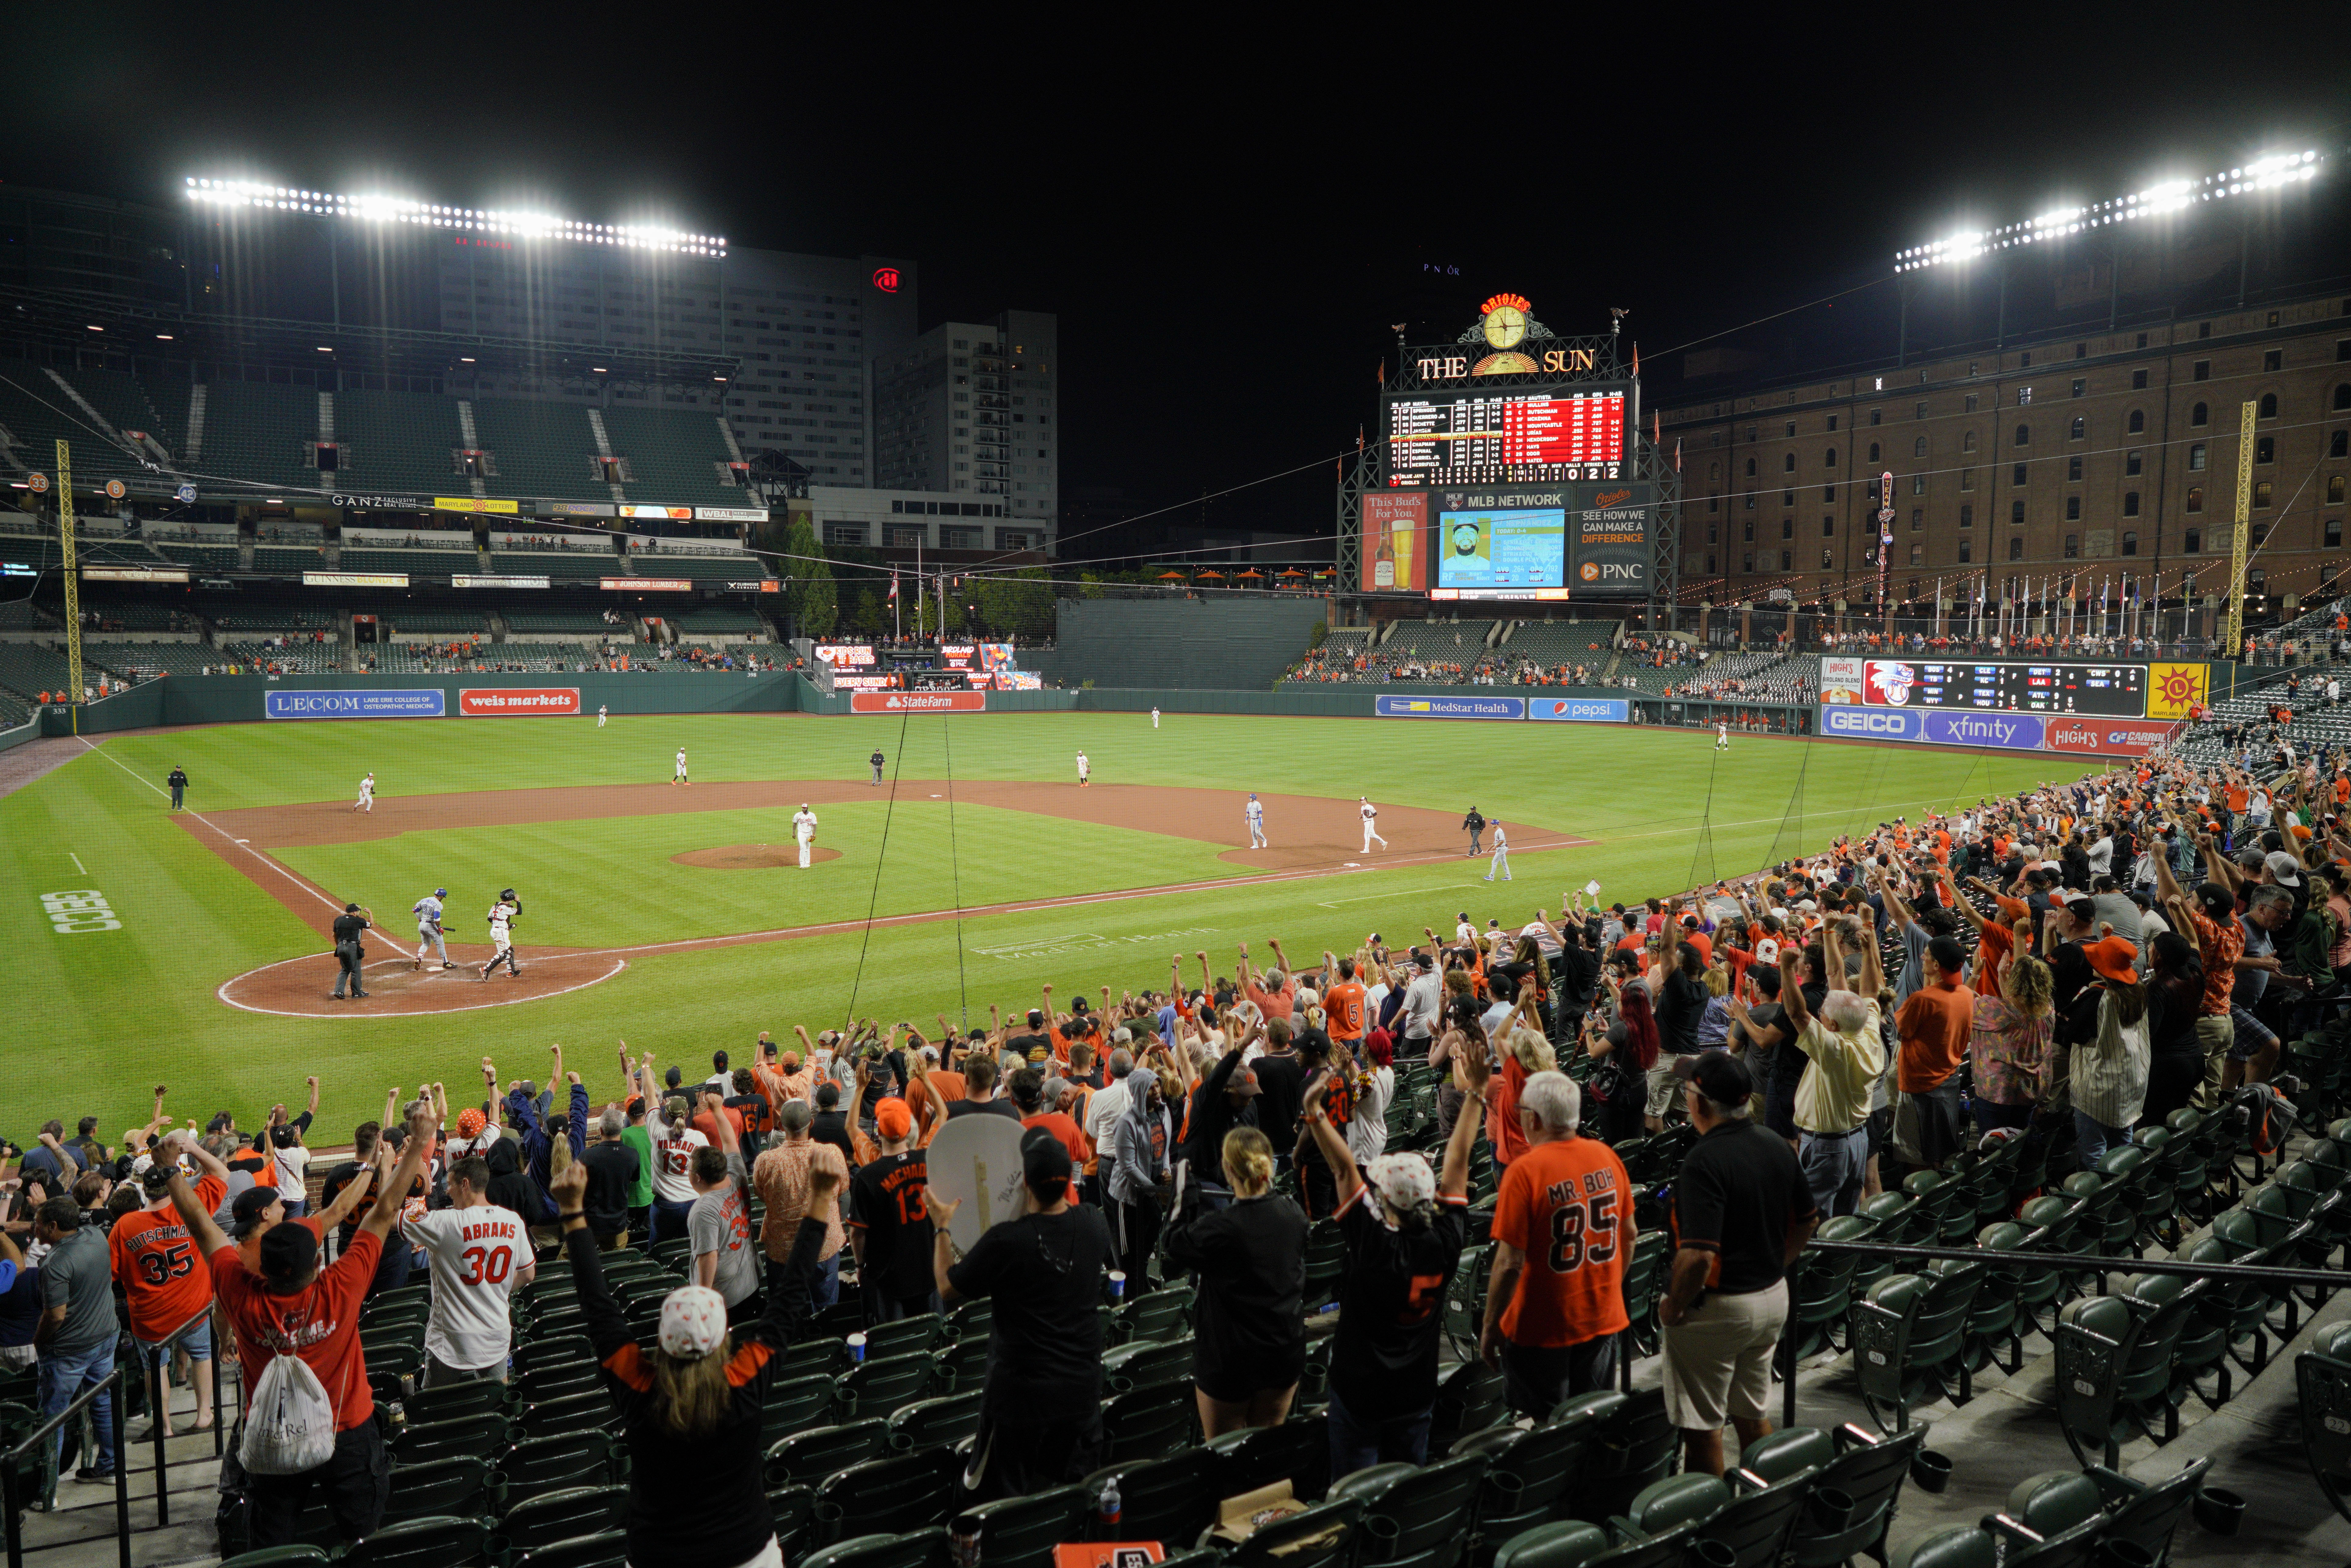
[673,843,841,869]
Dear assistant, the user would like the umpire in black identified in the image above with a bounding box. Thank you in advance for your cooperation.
[167,766,188,811]
[870,748,886,785]
[1464,806,1486,856]
[332,902,374,1000]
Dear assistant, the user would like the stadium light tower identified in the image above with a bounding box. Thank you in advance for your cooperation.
[182,176,727,256]
[1886,148,2326,360]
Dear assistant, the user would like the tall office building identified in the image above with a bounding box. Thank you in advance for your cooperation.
[871,310,1058,550]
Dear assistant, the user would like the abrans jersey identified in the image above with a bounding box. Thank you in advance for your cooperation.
[401,1204,529,1371]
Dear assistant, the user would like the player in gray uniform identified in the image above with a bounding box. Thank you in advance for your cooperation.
[1245,793,1267,849]
[413,888,452,970]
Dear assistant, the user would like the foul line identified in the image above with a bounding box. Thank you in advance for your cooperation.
[78,737,346,916]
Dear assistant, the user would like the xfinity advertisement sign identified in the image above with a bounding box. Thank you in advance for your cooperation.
[1924,711,2045,751]
[1819,706,1924,741]
[266,689,446,720]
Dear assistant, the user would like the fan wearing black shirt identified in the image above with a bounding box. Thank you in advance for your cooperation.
[316,1122,416,1295]
[927,1128,1113,1502]
[1249,1019,1305,1161]
[1301,1033,1485,1479]
[1290,1034,1353,1218]
[1162,1126,1306,1436]
[848,1097,937,1324]
[945,1056,1022,1122]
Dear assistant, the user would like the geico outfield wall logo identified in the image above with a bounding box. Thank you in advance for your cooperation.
[1819,705,1925,741]
[264,690,447,720]
[1374,695,1527,720]
[1529,698,1629,723]
[1923,711,2045,750]
[42,889,121,934]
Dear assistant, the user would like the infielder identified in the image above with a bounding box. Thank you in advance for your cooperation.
[477,889,521,980]
[354,772,375,813]
[1359,797,1387,852]
[1716,720,1730,752]
[597,704,608,728]
[1245,793,1267,848]
[1076,751,1090,787]
[792,803,819,868]
[412,887,452,970]
[870,748,886,786]
[673,748,690,786]
[1484,822,1511,882]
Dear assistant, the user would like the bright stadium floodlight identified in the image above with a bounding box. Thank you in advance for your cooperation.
[1892,148,2325,271]
[181,175,728,256]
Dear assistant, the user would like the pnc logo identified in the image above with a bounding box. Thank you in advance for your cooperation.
[1591,488,1632,508]
[1579,562,1600,581]
[872,266,901,293]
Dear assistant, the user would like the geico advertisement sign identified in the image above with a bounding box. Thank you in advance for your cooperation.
[2044,720,2171,756]
[1818,705,1923,741]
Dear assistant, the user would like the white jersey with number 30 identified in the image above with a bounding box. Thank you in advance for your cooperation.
[401,1204,530,1371]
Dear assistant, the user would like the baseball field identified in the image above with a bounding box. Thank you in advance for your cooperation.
[1,712,2074,1137]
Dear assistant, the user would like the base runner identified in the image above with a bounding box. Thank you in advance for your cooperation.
[413,887,452,970]
[1360,797,1387,853]
[1246,793,1267,849]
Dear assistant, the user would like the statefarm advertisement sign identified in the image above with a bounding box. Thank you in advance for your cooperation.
[459,687,582,717]
[850,690,987,713]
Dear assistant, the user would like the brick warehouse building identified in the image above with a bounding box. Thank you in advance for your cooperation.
[1660,291,2351,619]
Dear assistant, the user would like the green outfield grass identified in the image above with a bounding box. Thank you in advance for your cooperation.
[1,712,2076,1139]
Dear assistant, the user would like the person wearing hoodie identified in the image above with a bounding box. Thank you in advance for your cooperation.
[503,1048,589,1199]
[482,1138,554,1229]
[1105,1064,1173,1295]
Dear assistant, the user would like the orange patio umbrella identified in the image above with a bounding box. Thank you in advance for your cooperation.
[1156,570,1187,580]
[1196,570,1226,580]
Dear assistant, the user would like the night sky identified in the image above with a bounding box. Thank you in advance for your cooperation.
[11,9,2350,556]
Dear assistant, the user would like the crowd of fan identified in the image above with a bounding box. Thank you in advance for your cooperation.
[6,744,2347,1561]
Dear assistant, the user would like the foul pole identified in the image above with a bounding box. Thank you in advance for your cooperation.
[57,440,82,732]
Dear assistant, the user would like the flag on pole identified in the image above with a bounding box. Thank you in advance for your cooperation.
[888,572,898,601]
[1673,438,1682,472]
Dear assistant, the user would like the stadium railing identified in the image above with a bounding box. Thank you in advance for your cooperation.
[0,1363,130,1568]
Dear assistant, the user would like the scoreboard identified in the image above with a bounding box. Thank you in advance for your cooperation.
[1385,386,1628,486]
[1835,657,2147,717]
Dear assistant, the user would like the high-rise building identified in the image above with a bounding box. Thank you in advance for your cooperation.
[872,311,1058,551]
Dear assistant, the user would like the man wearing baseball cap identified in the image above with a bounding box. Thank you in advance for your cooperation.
[1656,1050,1816,1478]
[110,1134,231,1439]
[847,1090,939,1324]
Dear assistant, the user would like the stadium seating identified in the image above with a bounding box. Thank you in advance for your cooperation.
[158,542,245,573]
[333,389,466,495]
[495,550,622,582]
[472,399,600,500]
[0,642,84,699]
[80,642,214,680]
[202,381,327,493]
[57,366,177,454]
[0,368,151,483]
[340,548,480,578]
[503,609,617,635]
[597,405,745,506]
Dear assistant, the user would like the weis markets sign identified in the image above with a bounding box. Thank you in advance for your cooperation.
[459,687,581,717]
[850,690,987,713]
[266,689,446,720]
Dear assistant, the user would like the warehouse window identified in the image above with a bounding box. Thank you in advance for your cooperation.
[1959,504,1973,528]
[2192,402,2209,426]
[2121,531,2138,556]
[2065,534,2079,558]
[1958,538,1972,563]
[2184,527,2201,551]
[2069,417,2086,440]
[2256,480,2274,508]
[2189,444,2207,470]
[2260,393,2279,419]
[2011,500,2026,525]
[2068,456,2083,482]
[2014,423,2031,447]
[2132,370,2148,389]
[2186,487,2204,513]
[1914,436,1927,458]
[2009,537,2024,560]
[2066,496,2081,520]
[2123,492,2140,516]
[2332,476,2347,504]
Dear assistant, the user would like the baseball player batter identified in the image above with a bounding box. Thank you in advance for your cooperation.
[1359,797,1387,853]
[792,803,819,868]
[1484,822,1511,882]
[1245,793,1267,849]
[354,772,375,813]
[1076,751,1090,787]
[673,748,690,786]
[412,887,452,970]
[477,889,521,980]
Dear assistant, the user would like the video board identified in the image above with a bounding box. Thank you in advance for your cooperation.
[1821,656,2146,718]
[1435,502,1565,597]
[1420,484,1652,601]
[1384,386,1628,487]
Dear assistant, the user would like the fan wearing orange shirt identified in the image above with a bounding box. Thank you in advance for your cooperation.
[1324,954,1369,1052]
[112,1132,232,1438]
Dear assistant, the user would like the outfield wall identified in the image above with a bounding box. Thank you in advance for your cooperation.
[34,670,795,735]
[1029,598,1330,690]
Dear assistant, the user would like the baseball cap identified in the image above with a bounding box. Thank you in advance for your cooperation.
[454,1108,486,1139]
[1020,1126,1073,1200]
[230,1186,280,1237]
[1362,1152,1436,1211]
[1226,1065,1263,1098]
[140,1162,178,1198]
[2265,850,2304,887]
[657,1284,730,1359]
[258,1218,317,1284]
[2063,896,2097,921]
[874,1100,913,1140]
[1671,1048,1754,1108]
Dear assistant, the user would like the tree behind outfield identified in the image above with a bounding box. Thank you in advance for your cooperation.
[783,515,836,638]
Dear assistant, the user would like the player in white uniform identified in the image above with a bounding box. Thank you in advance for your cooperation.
[477,891,521,979]
[792,803,820,868]
[1151,707,1160,729]
[597,704,608,728]
[673,748,690,785]
[413,887,452,970]
[1484,822,1511,882]
[1245,793,1267,848]
[354,772,374,812]
[1359,797,1387,852]
[1076,751,1090,787]
[400,1153,536,1385]
[1716,720,1729,751]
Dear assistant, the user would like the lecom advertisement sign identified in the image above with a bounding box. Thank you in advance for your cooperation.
[850,690,987,713]
[459,687,582,717]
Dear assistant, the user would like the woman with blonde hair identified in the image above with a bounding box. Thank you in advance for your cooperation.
[1162,1126,1308,1436]
[1969,924,2055,1135]
[547,1142,838,1568]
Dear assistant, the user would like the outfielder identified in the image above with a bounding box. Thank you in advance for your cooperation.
[412,887,452,970]
[792,803,819,868]
[354,772,375,813]
[1076,751,1090,787]
[1359,797,1387,852]
[597,704,608,728]
[673,748,690,786]
[1716,720,1730,752]
[477,889,521,980]
[1245,793,1267,849]
[1484,822,1511,882]
[1151,707,1160,729]
[870,748,886,786]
